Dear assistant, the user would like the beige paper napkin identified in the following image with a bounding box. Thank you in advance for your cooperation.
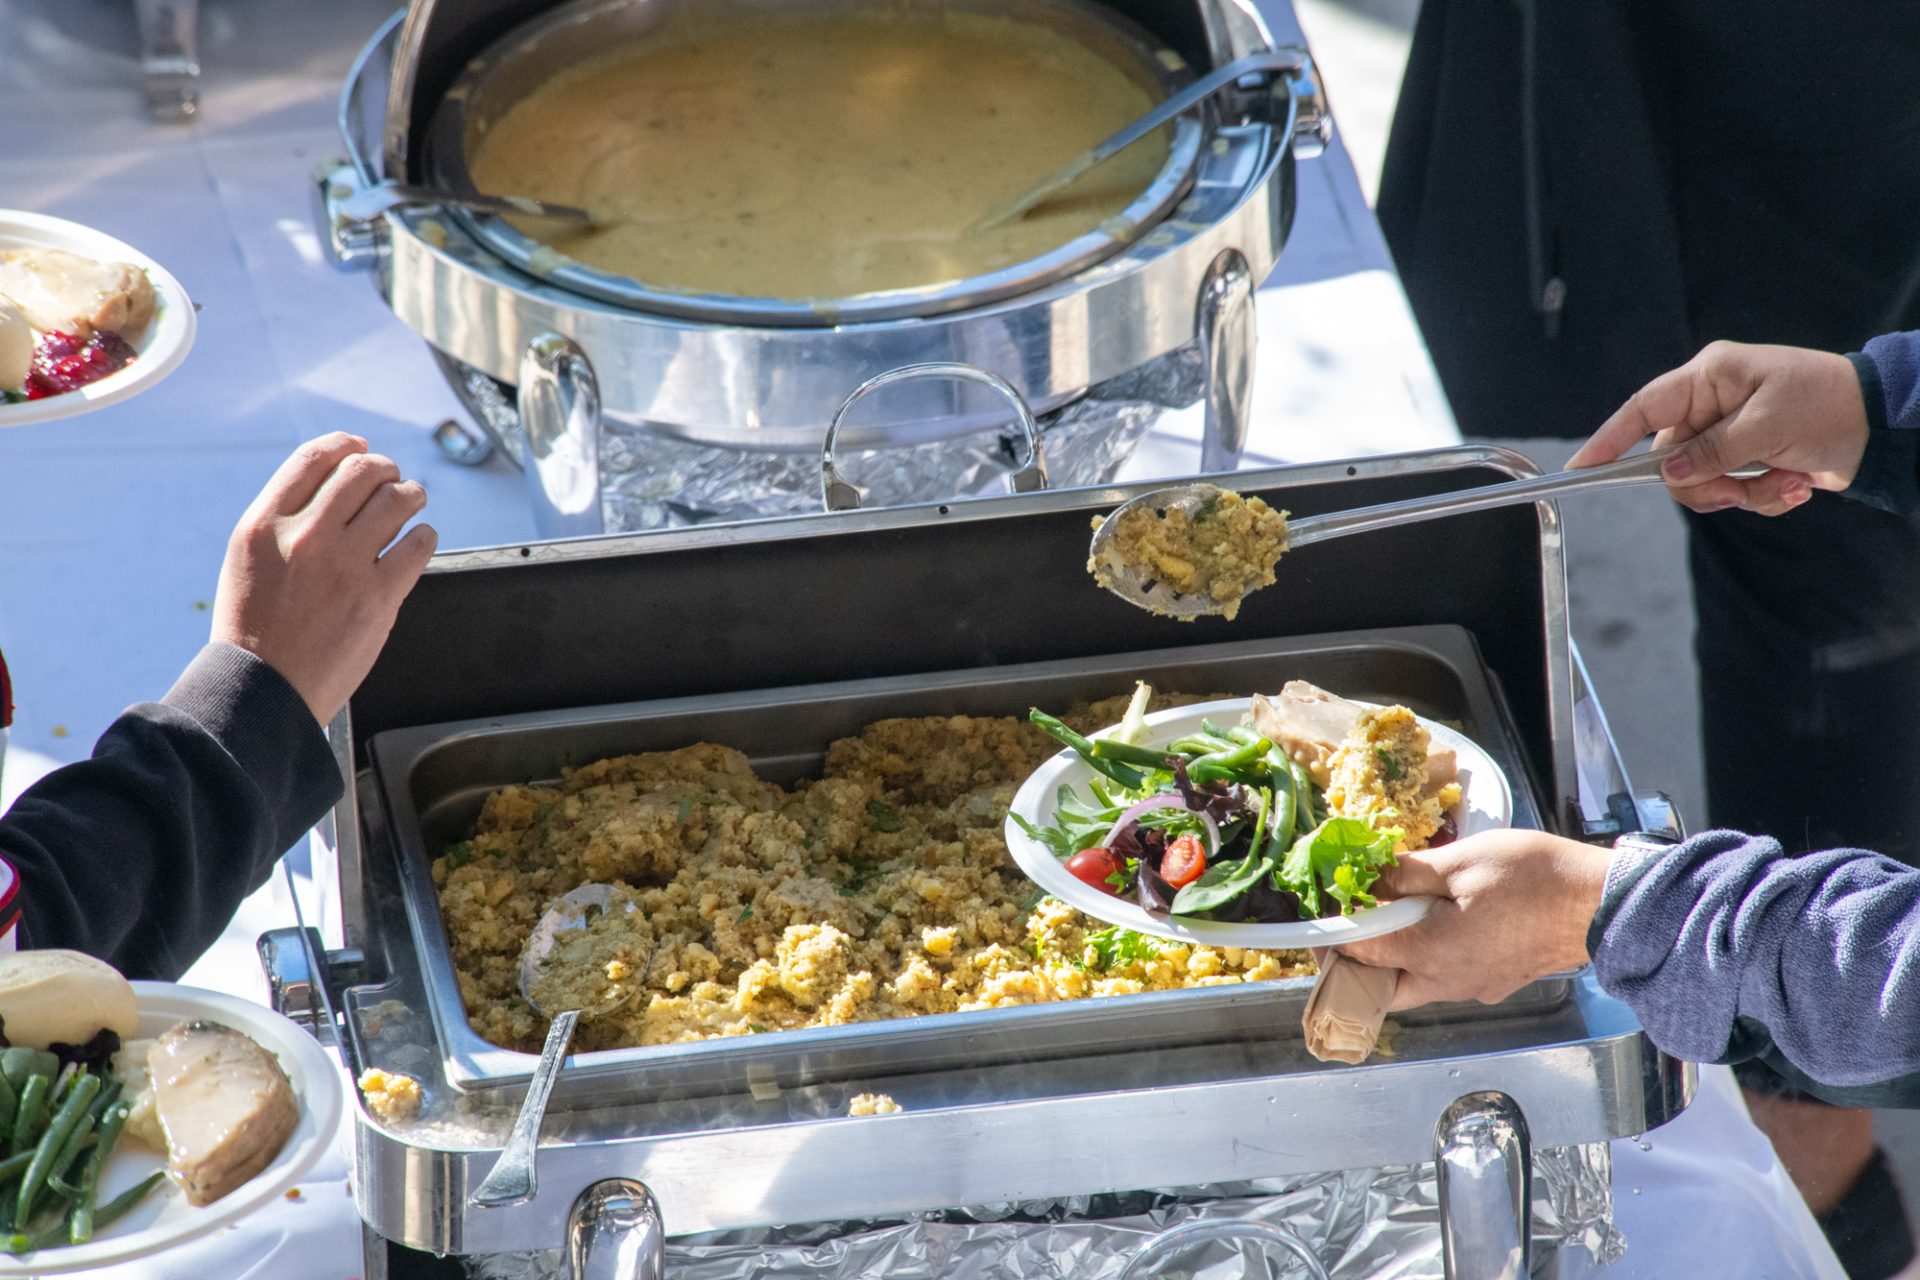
[1303,953,1399,1064]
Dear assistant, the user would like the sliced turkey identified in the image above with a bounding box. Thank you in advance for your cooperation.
[150,1020,299,1206]
[1251,681,1369,787]
[0,296,30,389]
[0,247,156,340]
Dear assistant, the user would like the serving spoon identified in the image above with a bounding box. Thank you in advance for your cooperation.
[338,182,596,226]
[469,883,640,1209]
[972,50,1298,233]
[1091,445,1753,618]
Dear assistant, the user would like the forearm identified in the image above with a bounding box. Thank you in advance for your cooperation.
[0,644,341,980]
[1591,829,1920,1086]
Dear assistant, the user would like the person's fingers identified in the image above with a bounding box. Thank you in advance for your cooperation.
[1368,851,1452,901]
[1568,360,1718,470]
[1734,469,1814,517]
[305,451,403,527]
[1385,968,1450,1013]
[1665,473,1748,514]
[348,479,429,550]
[254,433,367,518]
[376,521,438,597]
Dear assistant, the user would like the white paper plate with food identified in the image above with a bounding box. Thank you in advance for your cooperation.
[0,210,196,428]
[1005,683,1512,950]
[0,964,340,1275]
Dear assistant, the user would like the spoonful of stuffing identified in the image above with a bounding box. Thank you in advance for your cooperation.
[1090,445,1751,619]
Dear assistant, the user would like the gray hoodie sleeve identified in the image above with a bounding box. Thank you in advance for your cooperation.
[1588,829,1920,1088]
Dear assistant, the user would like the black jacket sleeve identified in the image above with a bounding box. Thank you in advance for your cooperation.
[0,643,343,980]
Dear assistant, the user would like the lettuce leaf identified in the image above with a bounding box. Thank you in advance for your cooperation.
[1279,816,1402,917]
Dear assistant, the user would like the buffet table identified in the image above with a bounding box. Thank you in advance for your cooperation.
[0,0,1844,1276]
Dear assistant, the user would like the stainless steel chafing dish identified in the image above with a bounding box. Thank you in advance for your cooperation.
[264,448,1695,1280]
[313,0,1329,535]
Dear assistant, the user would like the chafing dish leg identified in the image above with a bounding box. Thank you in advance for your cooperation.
[134,0,200,123]
[519,335,606,538]
[1435,1091,1532,1280]
[1197,250,1255,475]
[567,1178,663,1280]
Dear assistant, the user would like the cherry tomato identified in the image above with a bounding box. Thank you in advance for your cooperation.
[1161,833,1207,888]
[1066,846,1126,895]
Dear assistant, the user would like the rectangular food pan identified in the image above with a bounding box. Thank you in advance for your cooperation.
[367,624,1559,1101]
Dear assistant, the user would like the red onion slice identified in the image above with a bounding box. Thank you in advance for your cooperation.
[1103,793,1221,854]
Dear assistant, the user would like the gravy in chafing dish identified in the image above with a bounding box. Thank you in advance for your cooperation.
[466,7,1172,300]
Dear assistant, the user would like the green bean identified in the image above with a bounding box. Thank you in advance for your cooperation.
[46,1127,95,1196]
[1223,724,1266,748]
[9,1077,48,1158]
[18,1073,96,1223]
[0,1051,43,1098]
[0,1071,18,1142]
[1166,735,1228,757]
[1029,711,1147,789]
[1087,737,1176,769]
[1188,738,1271,783]
[78,1168,163,1243]
[1266,753,1299,857]
[3,1218,65,1255]
[68,1101,129,1246]
[0,1151,35,1190]
[87,1080,121,1127]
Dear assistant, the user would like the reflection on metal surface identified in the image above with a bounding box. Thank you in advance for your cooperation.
[517,335,604,539]
[566,1179,663,1280]
[1197,249,1255,474]
[823,364,1047,511]
[1435,1092,1532,1280]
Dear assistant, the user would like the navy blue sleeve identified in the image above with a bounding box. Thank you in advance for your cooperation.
[1844,330,1920,513]
[1863,330,1920,430]
[0,643,342,981]
[1589,829,1920,1092]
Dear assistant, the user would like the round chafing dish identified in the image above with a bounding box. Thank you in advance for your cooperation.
[317,0,1329,535]
[429,0,1209,328]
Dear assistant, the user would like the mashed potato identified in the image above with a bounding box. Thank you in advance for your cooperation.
[435,696,1314,1054]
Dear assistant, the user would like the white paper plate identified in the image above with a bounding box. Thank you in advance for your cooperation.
[1004,697,1512,949]
[0,982,343,1275]
[0,211,196,428]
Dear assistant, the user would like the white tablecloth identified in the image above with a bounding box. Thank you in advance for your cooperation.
[0,1,1842,1276]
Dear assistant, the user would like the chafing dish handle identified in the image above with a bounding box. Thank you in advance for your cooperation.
[313,11,406,272]
[822,364,1048,511]
[1435,1092,1532,1280]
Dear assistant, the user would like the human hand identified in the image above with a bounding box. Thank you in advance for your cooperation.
[1567,340,1869,516]
[211,433,438,726]
[1335,829,1611,1011]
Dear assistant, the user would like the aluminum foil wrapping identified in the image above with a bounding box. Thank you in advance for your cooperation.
[441,344,1204,532]
[464,1144,1624,1280]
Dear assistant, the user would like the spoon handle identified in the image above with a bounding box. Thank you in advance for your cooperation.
[975,50,1299,232]
[470,1008,580,1209]
[338,182,594,225]
[1287,447,1699,550]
